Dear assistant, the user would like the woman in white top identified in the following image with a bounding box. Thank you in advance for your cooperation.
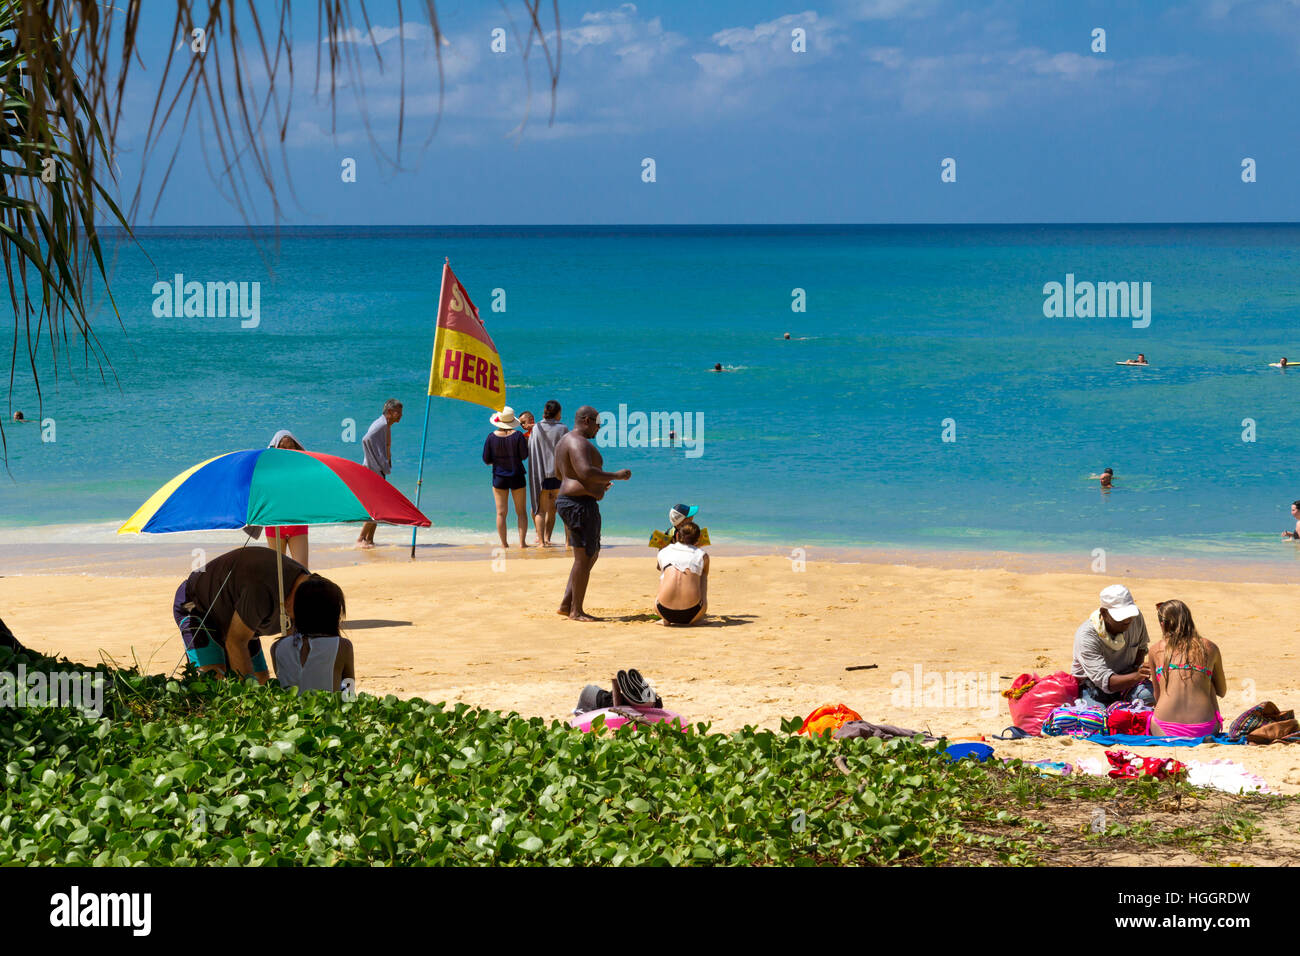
[655,521,709,626]
[271,574,355,694]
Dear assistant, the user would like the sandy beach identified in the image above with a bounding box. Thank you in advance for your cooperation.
[4,547,1299,794]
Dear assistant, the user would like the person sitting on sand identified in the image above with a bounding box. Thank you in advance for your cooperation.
[655,521,709,626]
[271,574,354,695]
[1148,600,1226,737]
[1071,584,1154,707]
[1089,467,1114,488]
[1284,500,1300,539]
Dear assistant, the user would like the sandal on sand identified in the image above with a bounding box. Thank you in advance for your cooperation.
[992,726,1031,741]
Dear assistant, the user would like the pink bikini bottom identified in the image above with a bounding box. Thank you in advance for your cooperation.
[1149,712,1222,738]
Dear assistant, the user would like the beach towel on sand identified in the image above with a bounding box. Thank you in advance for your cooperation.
[1083,733,1242,747]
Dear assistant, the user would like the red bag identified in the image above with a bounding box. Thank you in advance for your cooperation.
[1003,672,1079,736]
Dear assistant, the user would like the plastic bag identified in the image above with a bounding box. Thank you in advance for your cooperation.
[1003,672,1080,736]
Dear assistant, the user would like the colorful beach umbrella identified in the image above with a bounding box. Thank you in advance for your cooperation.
[120,448,431,640]
[118,448,431,534]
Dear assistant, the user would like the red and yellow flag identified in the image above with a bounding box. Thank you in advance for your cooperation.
[427,262,505,411]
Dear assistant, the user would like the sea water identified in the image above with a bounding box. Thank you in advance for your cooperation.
[3,224,1300,565]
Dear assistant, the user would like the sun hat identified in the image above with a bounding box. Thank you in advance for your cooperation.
[1099,584,1140,622]
[489,407,518,431]
[668,503,699,527]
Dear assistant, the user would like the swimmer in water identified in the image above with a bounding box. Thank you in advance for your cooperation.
[1089,467,1114,488]
[1284,500,1300,539]
[784,333,791,340]
[12,411,23,422]
[1120,354,1148,366]
[713,363,724,372]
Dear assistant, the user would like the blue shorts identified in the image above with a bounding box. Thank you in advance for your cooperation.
[173,579,268,673]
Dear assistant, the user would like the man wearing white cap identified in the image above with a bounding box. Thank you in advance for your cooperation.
[1071,584,1154,707]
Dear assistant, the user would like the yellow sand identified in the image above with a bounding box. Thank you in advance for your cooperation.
[4,551,1299,792]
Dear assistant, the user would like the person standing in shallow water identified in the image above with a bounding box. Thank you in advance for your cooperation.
[482,407,530,548]
[357,399,402,549]
[554,405,631,621]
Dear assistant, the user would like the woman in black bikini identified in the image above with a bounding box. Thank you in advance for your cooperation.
[655,521,709,626]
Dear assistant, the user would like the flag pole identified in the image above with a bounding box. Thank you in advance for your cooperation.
[410,258,449,559]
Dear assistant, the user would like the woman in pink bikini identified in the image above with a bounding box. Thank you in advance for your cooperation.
[1148,600,1227,737]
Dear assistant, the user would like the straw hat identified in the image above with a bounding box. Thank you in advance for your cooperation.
[489,407,519,431]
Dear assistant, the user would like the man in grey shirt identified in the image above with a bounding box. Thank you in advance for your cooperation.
[1071,584,1154,707]
[357,399,402,548]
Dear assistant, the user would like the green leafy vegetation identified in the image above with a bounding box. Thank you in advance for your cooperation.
[0,645,1029,866]
[3,644,1287,866]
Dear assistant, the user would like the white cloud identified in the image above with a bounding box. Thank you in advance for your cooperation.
[842,0,940,20]
[327,22,432,46]
[563,3,687,72]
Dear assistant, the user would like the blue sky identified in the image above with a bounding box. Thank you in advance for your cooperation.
[110,0,1300,225]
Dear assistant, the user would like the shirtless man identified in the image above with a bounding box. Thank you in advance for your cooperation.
[554,406,631,621]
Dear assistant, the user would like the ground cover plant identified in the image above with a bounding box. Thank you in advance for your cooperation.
[0,645,1286,866]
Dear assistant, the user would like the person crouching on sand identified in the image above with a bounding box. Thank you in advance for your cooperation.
[271,575,355,695]
[1147,599,1226,737]
[1071,585,1154,707]
[655,520,709,626]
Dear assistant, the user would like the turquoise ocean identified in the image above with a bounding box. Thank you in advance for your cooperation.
[4,224,1300,565]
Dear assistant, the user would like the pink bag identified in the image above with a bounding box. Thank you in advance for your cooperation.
[1004,672,1080,736]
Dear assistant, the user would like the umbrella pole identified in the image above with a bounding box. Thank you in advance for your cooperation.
[410,393,433,559]
[276,539,289,638]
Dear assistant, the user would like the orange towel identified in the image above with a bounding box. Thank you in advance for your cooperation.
[797,703,863,736]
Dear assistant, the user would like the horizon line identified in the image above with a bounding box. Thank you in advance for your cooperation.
[98,220,1300,232]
